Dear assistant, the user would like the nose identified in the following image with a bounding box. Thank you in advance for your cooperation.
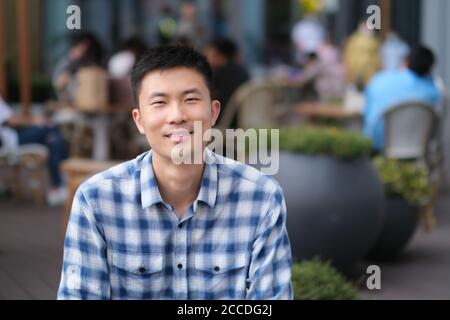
[167,102,187,124]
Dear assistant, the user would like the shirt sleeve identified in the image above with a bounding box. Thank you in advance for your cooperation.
[245,184,293,300]
[57,186,110,299]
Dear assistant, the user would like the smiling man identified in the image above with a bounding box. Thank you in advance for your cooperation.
[57,46,293,300]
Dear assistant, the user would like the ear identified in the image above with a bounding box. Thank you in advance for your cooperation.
[132,108,145,134]
[210,100,221,127]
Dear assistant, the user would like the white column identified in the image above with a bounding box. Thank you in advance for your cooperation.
[227,0,265,68]
[421,0,450,93]
[421,0,450,187]
[90,114,110,161]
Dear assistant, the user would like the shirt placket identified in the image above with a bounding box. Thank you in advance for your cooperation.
[173,206,191,300]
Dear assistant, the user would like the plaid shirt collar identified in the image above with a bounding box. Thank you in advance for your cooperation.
[140,149,218,211]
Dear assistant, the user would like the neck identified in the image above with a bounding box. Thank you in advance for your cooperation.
[152,151,205,216]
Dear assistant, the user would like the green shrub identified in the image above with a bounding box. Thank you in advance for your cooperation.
[291,258,357,300]
[373,156,432,206]
[279,126,372,160]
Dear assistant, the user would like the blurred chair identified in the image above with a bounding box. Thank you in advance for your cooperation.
[427,95,449,190]
[108,76,143,159]
[108,76,134,110]
[61,158,119,232]
[0,143,48,206]
[383,101,440,230]
[383,101,438,160]
[217,80,286,130]
[74,66,109,112]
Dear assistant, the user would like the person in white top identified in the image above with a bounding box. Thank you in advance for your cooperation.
[291,15,326,65]
[108,37,147,79]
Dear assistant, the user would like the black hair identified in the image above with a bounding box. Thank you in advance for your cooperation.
[70,32,104,66]
[131,45,213,105]
[408,45,435,77]
[207,37,238,61]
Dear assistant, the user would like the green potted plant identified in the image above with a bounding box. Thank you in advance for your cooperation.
[272,126,384,271]
[367,156,432,259]
[291,258,358,300]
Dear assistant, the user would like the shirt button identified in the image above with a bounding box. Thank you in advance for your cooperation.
[138,266,146,273]
[214,266,220,272]
[178,223,183,229]
[177,263,183,269]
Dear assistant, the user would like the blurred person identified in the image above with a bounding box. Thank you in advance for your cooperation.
[318,36,341,65]
[363,45,441,151]
[381,31,410,71]
[108,37,147,79]
[157,4,178,46]
[108,38,148,143]
[52,32,105,102]
[291,15,326,65]
[281,52,345,103]
[51,33,106,151]
[204,37,249,126]
[0,96,68,206]
[58,45,292,300]
[343,20,381,89]
[174,0,207,49]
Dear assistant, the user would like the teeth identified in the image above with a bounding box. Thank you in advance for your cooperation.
[168,131,190,143]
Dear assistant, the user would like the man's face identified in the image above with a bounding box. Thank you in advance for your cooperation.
[132,67,220,163]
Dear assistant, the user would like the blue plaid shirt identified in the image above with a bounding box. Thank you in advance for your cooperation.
[58,149,293,300]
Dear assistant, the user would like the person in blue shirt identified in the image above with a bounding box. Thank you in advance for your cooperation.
[363,45,441,151]
[58,46,293,300]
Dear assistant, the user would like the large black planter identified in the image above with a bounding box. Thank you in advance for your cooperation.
[274,152,385,271]
[367,197,420,260]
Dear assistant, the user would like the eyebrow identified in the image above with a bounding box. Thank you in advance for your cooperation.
[148,88,204,101]
[148,92,168,100]
[182,88,203,96]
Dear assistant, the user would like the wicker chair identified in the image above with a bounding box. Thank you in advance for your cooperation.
[0,142,49,206]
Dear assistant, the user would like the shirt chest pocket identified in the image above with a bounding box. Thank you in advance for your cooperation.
[193,251,248,297]
[109,251,165,298]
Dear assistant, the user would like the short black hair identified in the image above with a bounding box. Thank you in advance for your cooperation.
[408,45,435,77]
[131,45,213,105]
[207,37,238,61]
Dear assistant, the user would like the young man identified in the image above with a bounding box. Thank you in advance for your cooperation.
[58,46,293,300]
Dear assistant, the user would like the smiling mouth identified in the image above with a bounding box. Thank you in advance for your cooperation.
[165,130,193,143]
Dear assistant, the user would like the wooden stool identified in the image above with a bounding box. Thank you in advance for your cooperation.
[18,152,49,207]
[0,145,49,207]
[61,158,119,232]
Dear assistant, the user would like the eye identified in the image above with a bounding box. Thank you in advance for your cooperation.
[152,101,166,106]
[185,97,200,103]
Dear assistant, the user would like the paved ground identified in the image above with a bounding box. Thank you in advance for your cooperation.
[0,200,65,299]
[358,191,450,300]
[0,190,449,300]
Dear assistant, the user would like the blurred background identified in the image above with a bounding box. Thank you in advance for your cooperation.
[0,0,450,299]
